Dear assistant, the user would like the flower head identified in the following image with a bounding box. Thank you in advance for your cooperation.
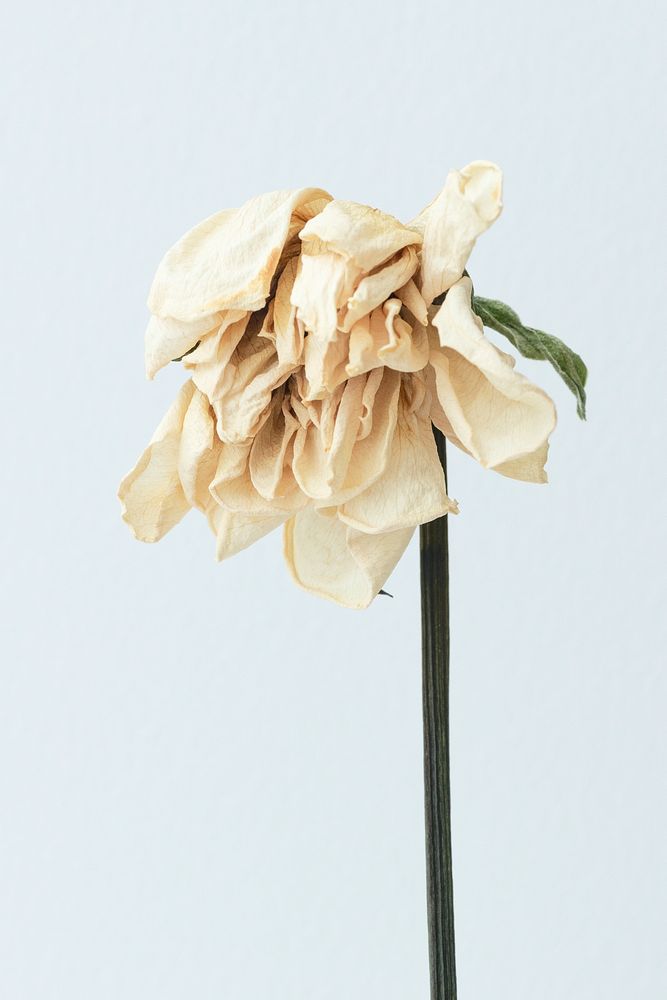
[119,162,557,608]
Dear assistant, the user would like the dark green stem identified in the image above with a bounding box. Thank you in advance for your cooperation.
[420,429,457,999]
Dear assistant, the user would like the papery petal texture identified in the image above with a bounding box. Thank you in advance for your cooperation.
[148,188,332,320]
[283,508,414,609]
[429,277,556,481]
[118,381,220,542]
[413,161,503,305]
[120,165,559,607]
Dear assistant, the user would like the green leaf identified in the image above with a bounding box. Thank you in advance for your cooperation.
[472,295,588,419]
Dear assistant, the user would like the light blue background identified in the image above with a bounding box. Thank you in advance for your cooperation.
[1,1,665,997]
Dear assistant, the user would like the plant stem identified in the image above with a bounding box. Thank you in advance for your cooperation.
[420,429,457,999]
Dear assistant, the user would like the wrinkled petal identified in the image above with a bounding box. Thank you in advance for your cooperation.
[179,386,220,508]
[118,381,218,542]
[292,377,367,500]
[492,442,552,483]
[145,313,221,380]
[283,508,414,609]
[324,367,401,506]
[412,161,503,305]
[209,335,297,443]
[286,368,401,510]
[430,276,556,481]
[185,312,251,401]
[377,300,429,372]
[339,246,419,331]
[248,389,306,505]
[148,188,332,320]
[300,199,421,273]
[208,502,286,561]
[292,252,358,398]
[346,302,428,378]
[395,278,429,325]
[339,377,457,534]
[210,419,305,516]
[273,257,305,365]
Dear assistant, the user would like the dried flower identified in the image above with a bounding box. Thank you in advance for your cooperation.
[119,162,558,607]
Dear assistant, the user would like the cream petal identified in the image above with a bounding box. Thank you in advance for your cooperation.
[377,299,429,372]
[299,199,422,272]
[275,195,333,275]
[326,368,401,506]
[426,363,469,455]
[339,378,457,534]
[249,390,303,503]
[145,313,221,380]
[186,313,251,401]
[182,310,248,365]
[273,258,305,365]
[283,508,414,609]
[258,300,276,343]
[339,246,419,331]
[357,366,385,441]
[178,386,220,508]
[412,161,503,305]
[118,381,214,542]
[429,377,552,484]
[492,442,552,483]
[430,277,557,481]
[292,252,358,398]
[395,278,429,326]
[210,435,304,516]
[148,188,332,320]
[346,301,428,378]
[209,335,296,443]
[207,502,287,561]
[291,377,367,500]
[346,310,386,378]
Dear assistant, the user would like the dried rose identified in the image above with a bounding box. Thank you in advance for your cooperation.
[119,164,567,608]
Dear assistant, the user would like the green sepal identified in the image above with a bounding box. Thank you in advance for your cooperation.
[472,296,588,419]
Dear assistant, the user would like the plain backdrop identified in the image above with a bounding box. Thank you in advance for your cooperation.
[1,1,665,997]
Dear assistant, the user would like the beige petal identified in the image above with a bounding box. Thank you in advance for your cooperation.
[249,390,304,504]
[209,335,296,443]
[412,161,503,305]
[346,301,428,378]
[292,252,358,398]
[118,381,216,542]
[148,188,332,321]
[185,313,251,401]
[145,313,221,380]
[210,433,304,516]
[299,199,421,273]
[258,300,276,343]
[339,377,457,534]
[181,310,248,365]
[430,277,556,481]
[429,370,552,484]
[292,368,400,510]
[283,508,414,609]
[377,300,429,372]
[395,278,429,326]
[339,246,419,332]
[178,386,220,509]
[273,258,305,365]
[346,310,386,378]
[328,367,401,505]
[207,502,287,561]
[492,442,552,483]
[292,377,366,500]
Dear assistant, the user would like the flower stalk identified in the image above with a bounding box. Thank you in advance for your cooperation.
[420,428,457,1000]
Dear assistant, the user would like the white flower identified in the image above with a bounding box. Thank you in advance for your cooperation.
[119,163,556,608]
